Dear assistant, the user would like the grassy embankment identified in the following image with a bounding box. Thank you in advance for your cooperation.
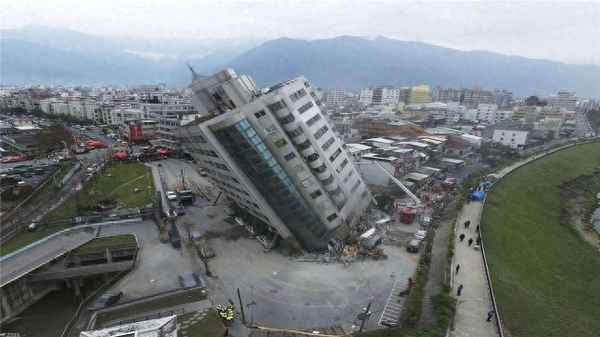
[482,142,600,337]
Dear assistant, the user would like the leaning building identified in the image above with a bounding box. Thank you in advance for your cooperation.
[179,69,372,251]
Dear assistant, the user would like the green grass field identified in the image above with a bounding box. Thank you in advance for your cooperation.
[482,142,600,337]
[47,162,155,220]
[74,234,138,254]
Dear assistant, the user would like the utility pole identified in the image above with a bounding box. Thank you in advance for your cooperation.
[357,302,372,333]
[180,169,185,189]
[213,191,222,206]
[237,288,246,325]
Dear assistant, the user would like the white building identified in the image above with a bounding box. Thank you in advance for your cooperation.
[80,315,176,337]
[446,102,467,123]
[359,87,401,106]
[108,108,146,126]
[180,69,372,252]
[373,87,401,105]
[492,129,529,149]
[40,98,98,121]
[326,88,348,107]
[359,88,373,105]
[476,103,498,124]
[549,91,577,111]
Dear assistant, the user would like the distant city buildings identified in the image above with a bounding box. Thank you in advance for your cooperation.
[325,88,349,106]
[408,85,431,104]
[548,90,577,111]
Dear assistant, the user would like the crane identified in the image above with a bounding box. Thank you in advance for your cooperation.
[373,161,421,206]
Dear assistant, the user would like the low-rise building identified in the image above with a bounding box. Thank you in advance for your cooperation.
[492,128,529,149]
[80,315,177,337]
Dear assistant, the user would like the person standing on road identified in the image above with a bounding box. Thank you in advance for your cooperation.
[459,233,466,242]
[468,238,474,246]
[455,264,460,274]
[487,310,495,322]
[464,220,471,229]
[457,284,464,296]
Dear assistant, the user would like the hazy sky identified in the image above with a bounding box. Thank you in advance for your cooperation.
[2,0,600,65]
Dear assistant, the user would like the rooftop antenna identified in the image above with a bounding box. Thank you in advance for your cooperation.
[186,63,199,81]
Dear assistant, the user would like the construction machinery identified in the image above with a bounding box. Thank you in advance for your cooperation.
[372,161,426,225]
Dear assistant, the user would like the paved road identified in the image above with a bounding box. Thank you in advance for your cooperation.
[0,226,97,287]
[452,202,497,337]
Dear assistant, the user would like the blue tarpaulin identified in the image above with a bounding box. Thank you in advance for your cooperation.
[471,191,485,201]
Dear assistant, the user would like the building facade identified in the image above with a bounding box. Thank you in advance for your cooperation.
[180,69,372,251]
[492,129,529,149]
[325,88,348,107]
[409,85,431,104]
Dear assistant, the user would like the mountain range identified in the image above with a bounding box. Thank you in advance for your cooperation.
[2,26,599,97]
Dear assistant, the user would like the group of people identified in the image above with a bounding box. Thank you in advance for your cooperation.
[458,220,480,246]
[455,219,495,323]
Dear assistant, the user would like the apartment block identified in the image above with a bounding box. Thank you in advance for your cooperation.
[180,69,372,251]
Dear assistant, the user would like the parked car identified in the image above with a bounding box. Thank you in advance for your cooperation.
[178,272,206,289]
[166,191,178,201]
[414,230,427,241]
[88,291,123,310]
[407,239,422,253]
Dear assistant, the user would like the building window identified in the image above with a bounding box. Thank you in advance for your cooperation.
[310,190,322,199]
[306,153,320,162]
[313,163,327,173]
[322,174,334,185]
[279,114,295,124]
[306,113,322,127]
[321,137,335,151]
[296,139,311,151]
[338,158,349,171]
[314,125,329,140]
[254,110,266,118]
[288,126,304,137]
[267,100,287,113]
[289,88,307,102]
[284,152,296,161]
[327,213,338,222]
[329,148,342,162]
[344,169,355,183]
[298,101,314,114]
[274,138,288,148]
